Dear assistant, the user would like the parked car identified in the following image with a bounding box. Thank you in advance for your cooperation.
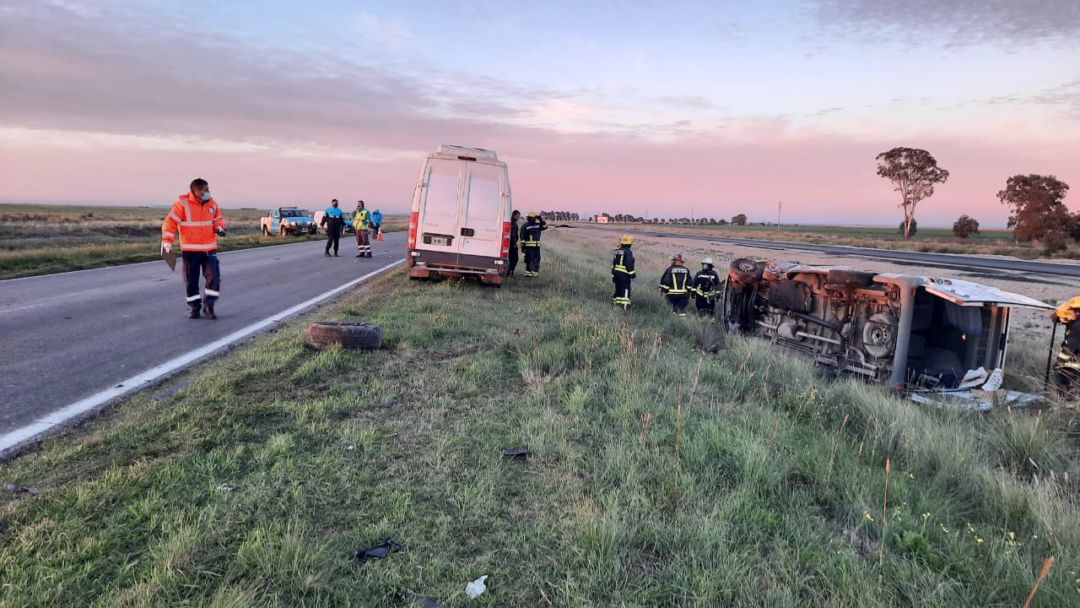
[261,207,316,236]
[406,145,512,286]
[721,258,1053,408]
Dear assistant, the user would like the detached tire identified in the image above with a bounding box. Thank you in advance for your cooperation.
[826,269,876,288]
[306,321,382,350]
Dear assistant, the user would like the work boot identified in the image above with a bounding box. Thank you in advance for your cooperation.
[188,308,200,319]
[202,304,216,320]
[356,252,362,258]
[334,252,339,257]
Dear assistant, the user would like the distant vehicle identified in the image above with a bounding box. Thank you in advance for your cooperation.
[721,258,1053,409]
[261,207,316,236]
[406,145,512,286]
[313,211,355,234]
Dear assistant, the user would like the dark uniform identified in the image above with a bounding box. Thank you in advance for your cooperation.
[691,262,722,316]
[322,204,345,257]
[1053,297,1080,396]
[659,257,692,316]
[611,243,636,309]
[520,214,547,277]
[508,212,520,277]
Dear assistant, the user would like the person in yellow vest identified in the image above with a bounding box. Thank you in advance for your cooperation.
[1051,295,1080,396]
[659,253,691,317]
[353,200,371,257]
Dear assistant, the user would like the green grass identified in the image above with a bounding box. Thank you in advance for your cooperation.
[0,204,406,279]
[1,232,1078,606]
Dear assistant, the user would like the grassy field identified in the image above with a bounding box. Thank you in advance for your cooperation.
[1,231,1078,606]
[0,204,406,279]
[596,222,1080,260]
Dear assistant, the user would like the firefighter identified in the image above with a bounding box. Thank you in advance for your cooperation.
[353,200,371,257]
[161,178,226,319]
[659,253,691,316]
[1051,296,1080,395]
[519,211,547,277]
[322,198,345,257]
[691,256,722,316]
[611,234,636,309]
[507,210,521,277]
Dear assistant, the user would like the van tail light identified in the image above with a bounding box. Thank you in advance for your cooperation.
[500,221,511,258]
[407,211,419,249]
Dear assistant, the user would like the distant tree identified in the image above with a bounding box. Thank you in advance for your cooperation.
[876,147,950,240]
[718,218,729,226]
[952,214,980,239]
[998,174,1072,252]
[898,219,917,237]
[731,213,748,225]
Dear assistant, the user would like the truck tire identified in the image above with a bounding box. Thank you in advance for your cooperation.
[279,226,287,237]
[306,321,383,350]
[826,269,876,288]
[728,258,764,283]
[262,226,270,236]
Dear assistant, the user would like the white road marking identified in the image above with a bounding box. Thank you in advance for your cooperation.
[0,258,404,457]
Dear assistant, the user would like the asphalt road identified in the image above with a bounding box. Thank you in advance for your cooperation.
[0,232,405,437]
[623,229,1080,277]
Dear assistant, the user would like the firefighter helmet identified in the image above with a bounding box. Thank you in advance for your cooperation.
[671,253,684,264]
[527,211,539,218]
[620,234,633,245]
[702,256,714,266]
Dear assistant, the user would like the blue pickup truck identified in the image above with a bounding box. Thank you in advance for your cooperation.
[261,207,317,236]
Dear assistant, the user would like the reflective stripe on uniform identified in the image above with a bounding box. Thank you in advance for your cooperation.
[180,220,215,227]
[181,242,218,252]
[204,289,220,297]
[186,295,201,302]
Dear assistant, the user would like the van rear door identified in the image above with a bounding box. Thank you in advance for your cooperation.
[459,162,505,260]
[420,158,464,253]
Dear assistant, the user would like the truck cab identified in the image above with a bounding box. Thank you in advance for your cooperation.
[262,207,316,236]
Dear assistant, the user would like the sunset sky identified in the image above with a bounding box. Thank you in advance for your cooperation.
[1,1,1078,225]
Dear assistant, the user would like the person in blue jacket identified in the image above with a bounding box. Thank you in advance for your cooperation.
[369,209,384,239]
[321,199,345,257]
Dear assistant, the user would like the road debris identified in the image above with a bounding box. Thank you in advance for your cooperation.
[4,483,39,495]
[500,447,529,460]
[353,539,404,565]
[465,575,488,599]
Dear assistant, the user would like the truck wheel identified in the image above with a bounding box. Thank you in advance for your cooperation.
[728,258,764,283]
[827,269,876,288]
[262,226,270,236]
[279,226,286,237]
[306,321,382,350]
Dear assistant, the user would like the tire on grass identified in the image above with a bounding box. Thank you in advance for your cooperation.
[306,321,383,350]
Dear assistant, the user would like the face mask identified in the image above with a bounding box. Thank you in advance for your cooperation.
[200,191,211,202]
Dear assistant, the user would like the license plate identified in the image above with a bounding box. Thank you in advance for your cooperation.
[431,236,448,246]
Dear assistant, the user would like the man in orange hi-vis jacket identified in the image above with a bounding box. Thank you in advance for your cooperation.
[161,178,226,319]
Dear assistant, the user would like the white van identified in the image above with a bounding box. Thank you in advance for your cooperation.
[407,145,512,286]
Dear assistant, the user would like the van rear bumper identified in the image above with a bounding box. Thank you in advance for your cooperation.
[408,249,506,284]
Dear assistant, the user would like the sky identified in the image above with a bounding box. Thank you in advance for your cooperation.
[1,0,1078,225]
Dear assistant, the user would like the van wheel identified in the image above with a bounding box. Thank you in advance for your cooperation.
[728,258,764,283]
[827,269,876,288]
[306,321,382,350]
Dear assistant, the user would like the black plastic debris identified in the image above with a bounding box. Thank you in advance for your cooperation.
[416,597,445,608]
[500,447,529,460]
[4,483,39,495]
[352,539,404,565]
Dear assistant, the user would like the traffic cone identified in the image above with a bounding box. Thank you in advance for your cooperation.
[376,228,383,241]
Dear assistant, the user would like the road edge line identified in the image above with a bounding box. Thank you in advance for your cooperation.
[0,258,404,458]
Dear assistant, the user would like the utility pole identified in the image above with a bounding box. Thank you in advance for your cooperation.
[777,200,782,232]
[691,206,694,226]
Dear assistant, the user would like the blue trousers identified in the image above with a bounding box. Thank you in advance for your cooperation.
[182,251,220,310]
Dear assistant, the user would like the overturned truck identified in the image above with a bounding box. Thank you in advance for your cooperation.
[721,259,1052,407]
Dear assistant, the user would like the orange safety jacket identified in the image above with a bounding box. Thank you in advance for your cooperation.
[161,192,225,252]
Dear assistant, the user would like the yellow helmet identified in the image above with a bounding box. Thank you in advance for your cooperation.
[1054,295,1080,322]
[620,234,633,245]
[527,211,539,218]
